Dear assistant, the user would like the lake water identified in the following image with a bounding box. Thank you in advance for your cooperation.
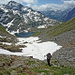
[15,32,35,37]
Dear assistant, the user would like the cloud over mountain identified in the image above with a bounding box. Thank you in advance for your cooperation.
[31,0,75,11]
[22,0,38,4]
[0,0,75,11]
[64,0,75,8]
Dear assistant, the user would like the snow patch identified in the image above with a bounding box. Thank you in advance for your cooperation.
[8,31,17,35]
[0,48,23,56]
[1,42,12,45]
[13,10,20,16]
[44,17,49,21]
[37,25,46,28]
[1,7,8,12]
[0,37,62,60]
[6,19,15,28]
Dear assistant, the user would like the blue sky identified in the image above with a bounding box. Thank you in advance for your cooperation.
[37,0,63,5]
[0,0,75,11]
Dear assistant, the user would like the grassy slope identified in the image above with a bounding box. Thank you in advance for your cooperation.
[33,17,75,38]
[47,17,75,37]
[0,24,9,34]
[0,24,23,52]
[0,24,16,42]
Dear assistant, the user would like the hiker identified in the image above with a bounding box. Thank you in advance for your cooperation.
[44,53,52,66]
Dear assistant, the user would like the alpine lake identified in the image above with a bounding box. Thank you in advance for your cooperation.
[15,32,35,37]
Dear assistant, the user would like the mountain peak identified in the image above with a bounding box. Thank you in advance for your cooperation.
[7,1,23,10]
[7,1,18,6]
[0,1,60,34]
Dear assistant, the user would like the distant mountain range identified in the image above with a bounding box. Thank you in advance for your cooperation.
[0,1,60,34]
[41,7,75,22]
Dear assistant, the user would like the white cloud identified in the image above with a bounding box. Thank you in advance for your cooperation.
[63,0,75,8]
[0,0,75,11]
[22,0,38,4]
[0,0,38,4]
[32,4,62,11]
[31,0,75,11]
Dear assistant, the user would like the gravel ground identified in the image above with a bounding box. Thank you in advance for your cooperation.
[50,30,75,46]
[39,30,75,66]
[50,30,75,67]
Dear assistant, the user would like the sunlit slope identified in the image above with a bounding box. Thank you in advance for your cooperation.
[33,17,75,39]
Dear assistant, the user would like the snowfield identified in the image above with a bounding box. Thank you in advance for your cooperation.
[0,37,62,60]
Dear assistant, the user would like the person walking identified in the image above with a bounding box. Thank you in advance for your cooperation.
[44,53,52,66]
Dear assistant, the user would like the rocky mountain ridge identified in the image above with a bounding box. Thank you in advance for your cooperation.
[41,7,75,22]
[0,1,60,35]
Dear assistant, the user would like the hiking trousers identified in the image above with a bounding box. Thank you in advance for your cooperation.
[47,59,51,66]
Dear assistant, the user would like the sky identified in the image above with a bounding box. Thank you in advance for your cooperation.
[0,0,75,11]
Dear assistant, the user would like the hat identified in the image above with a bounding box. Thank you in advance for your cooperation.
[48,53,51,55]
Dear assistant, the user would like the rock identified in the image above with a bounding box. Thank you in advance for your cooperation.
[0,62,5,67]
[52,47,75,66]
[64,74,69,75]
[11,70,17,75]
[38,72,46,75]
[17,64,23,67]
[30,56,33,58]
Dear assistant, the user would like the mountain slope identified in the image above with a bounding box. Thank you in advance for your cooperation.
[33,17,75,66]
[0,24,26,52]
[62,8,75,22]
[0,23,16,41]
[0,1,60,34]
[0,24,11,36]
[41,8,75,22]
[33,17,75,40]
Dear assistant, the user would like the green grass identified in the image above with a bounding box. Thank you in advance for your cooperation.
[47,18,75,37]
[53,66,75,75]
[0,24,16,38]
[0,24,9,34]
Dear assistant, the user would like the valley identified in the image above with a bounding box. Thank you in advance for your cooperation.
[0,1,75,75]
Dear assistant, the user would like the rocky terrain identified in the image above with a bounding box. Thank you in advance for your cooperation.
[0,20,75,74]
[0,55,75,75]
[33,17,75,67]
[52,30,75,67]
[0,1,75,75]
[0,24,26,52]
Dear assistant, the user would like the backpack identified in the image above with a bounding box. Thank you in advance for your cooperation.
[47,53,52,59]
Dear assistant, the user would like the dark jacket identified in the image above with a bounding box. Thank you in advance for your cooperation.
[47,53,52,60]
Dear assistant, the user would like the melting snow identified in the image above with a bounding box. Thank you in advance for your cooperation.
[0,37,62,60]
[6,19,15,28]
[37,25,46,28]
[1,7,8,12]
[1,42,12,45]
